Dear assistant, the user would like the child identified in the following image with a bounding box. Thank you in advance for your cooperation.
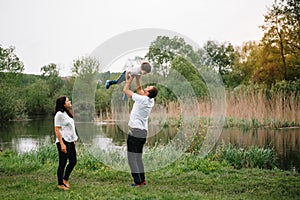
[105,61,152,90]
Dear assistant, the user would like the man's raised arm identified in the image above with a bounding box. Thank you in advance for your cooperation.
[135,75,145,95]
[123,75,134,98]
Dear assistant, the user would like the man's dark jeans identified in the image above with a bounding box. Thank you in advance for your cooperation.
[127,128,147,184]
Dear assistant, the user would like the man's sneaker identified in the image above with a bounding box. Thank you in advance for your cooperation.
[130,183,142,187]
[105,80,110,89]
[141,181,146,185]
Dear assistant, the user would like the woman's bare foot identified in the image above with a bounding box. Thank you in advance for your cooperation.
[63,179,70,188]
[57,184,69,190]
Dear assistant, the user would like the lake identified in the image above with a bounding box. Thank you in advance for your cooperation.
[0,118,299,172]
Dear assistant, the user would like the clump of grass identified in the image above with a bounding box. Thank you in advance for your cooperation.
[211,144,278,170]
[169,154,230,174]
[186,127,206,154]
[0,145,58,173]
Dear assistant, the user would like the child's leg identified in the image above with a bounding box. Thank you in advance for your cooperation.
[116,71,126,84]
[106,71,126,89]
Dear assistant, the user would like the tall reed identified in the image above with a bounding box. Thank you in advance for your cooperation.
[159,83,299,129]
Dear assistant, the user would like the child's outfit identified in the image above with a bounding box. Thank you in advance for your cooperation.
[105,66,141,101]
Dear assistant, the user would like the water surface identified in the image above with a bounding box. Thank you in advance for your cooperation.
[0,118,299,172]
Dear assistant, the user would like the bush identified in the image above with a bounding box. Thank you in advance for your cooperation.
[213,144,278,170]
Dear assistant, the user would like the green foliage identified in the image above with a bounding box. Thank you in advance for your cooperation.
[24,79,51,116]
[21,145,57,164]
[170,154,230,174]
[170,56,208,98]
[212,144,278,170]
[203,40,236,76]
[1,1,299,120]
[0,73,29,120]
[40,63,64,98]
[259,0,300,83]
[95,83,112,117]
[145,35,200,76]
[0,84,18,120]
[72,56,99,77]
[0,45,24,73]
[1,146,300,200]
[185,122,207,154]
[76,148,108,171]
[72,56,100,121]
[0,71,74,121]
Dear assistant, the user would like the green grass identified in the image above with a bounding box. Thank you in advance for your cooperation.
[211,144,278,170]
[0,145,299,200]
[223,117,299,130]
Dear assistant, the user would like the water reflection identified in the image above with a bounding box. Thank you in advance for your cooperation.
[220,128,300,172]
[0,119,54,152]
[76,121,177,152]
[12,138,38,153]
[0,119,299,172]
[91,136,126,152]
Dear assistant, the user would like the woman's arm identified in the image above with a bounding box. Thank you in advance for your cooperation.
[55,126,67,153]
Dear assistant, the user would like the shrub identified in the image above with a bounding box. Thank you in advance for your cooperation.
[213,144,278,170]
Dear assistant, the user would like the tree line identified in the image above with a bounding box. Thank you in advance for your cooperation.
[0,0,299,121]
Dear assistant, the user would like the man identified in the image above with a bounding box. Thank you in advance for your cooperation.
[123,74,158,186]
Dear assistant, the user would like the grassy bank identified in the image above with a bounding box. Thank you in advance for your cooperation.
[0,145,299,200]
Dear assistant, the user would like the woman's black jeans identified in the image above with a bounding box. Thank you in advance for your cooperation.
[56,139,77,185]
[127,128,147,184]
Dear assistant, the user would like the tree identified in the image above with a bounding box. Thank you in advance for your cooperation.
[145,36,200,77]
[72,56,100,121]
[260,0,300,81]
[40,63,64,98]
[203,41,236,75]
[41,63,59,77]
[169,56,208,98]
[72,56,100,77]
[95,82,112,119]
[202,40,237,87]
[233,41,263,85]
[0,45,24,73]
[0,83,18,120]
[25,79,51,116]
[281,0,300,49]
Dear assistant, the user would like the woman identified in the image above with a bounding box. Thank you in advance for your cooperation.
[54,96,78,190]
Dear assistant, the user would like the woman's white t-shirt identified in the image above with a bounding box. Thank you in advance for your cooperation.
[54,111,78,143]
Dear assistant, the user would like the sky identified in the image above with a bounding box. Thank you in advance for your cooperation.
[0,0,274,76]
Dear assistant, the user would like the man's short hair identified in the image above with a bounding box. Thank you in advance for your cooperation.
[141,62,151,73]
[148,86,158,99]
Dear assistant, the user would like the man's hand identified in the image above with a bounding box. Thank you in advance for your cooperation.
[126,74,134,83]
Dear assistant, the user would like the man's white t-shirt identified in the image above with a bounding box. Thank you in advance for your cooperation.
[54,111,78,143]
[128,93,154,131]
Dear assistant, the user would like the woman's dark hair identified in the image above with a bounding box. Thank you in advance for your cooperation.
[55,96,73,118]
[148,86,158,99]
[141,62,151,73]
